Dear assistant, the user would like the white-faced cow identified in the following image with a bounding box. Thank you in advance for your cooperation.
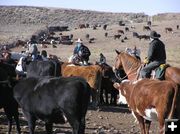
[114,79,180,134]
[13,76,91,134]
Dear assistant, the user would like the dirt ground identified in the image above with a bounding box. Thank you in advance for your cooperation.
[0,105,159,134]
[0,20,180,134]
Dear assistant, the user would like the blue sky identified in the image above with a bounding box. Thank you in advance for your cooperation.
[1,0,180,15]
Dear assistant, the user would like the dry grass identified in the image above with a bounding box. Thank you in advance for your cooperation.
[7,20,180,67]
[0,6,180,134]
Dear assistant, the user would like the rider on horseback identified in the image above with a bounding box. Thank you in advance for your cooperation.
[140,31,166,78]
[28,37,38,61]
[73,38,91,65]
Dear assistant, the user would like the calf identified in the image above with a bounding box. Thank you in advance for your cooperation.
[14,76,91,134]
[114,79,179,134]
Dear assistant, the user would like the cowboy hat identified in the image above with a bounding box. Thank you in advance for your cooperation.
[150,31,161,39]
[76,38,83,43]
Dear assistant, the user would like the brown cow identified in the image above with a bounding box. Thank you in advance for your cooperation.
[143,26,151,31]
[15,40,27,47]
[61,64,102,106]
[79,24,86,29]
[165,27,173,33]
[114,79,180,134]
[138,35,150,40]
[117,30,124,34]
[114,34,121,40]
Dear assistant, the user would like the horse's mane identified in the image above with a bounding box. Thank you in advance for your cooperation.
[119,52,141,72]
[122,52,141,64]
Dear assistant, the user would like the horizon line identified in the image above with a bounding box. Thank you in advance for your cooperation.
[1,5,180,16]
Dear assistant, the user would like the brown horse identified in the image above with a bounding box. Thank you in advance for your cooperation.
[114,50,180,84]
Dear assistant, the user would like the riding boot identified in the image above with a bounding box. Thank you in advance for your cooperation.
[83,61,88,66]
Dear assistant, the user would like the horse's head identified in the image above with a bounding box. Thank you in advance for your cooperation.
[114,49,142,81]
[113,50,127,80]
[114,49,123,71]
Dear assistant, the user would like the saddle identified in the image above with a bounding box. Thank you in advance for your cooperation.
[153,64,170,80]
[71,55,89,66]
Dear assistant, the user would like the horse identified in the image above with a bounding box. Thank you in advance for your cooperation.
[113,50,180,84]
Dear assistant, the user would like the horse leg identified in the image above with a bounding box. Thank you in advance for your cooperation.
[100,88,105,104]
[105,89,109,105]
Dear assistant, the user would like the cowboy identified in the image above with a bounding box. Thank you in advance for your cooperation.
[28,37,38,61]
[1,51,16,66]
[99,53,106,64]
[140,31,166,78]
[131,46,141,60]
[73,38,91,65]
[41,50,48,61]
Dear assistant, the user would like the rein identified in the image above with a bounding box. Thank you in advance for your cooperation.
[116,63,142,81]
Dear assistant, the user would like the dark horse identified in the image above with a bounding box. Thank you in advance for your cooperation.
[114,50,180,84]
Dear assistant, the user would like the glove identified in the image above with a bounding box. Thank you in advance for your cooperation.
[144,57,149,64]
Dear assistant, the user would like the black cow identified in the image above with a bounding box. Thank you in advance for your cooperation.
[103,24,107,30]
[16,58,61,78]
[0,63,21,134]
[132,32,139,38]
[13,76,91,134]
[97,63,124,105]
[26,60,61,78]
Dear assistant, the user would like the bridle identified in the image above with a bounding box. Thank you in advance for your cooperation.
[114,64,142,82]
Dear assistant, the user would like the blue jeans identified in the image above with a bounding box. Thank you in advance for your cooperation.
[140,61,165,78]
[31,54,37,61]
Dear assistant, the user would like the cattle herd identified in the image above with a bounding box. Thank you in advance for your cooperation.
[0,20,180,134]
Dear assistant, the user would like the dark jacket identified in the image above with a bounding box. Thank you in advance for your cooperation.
[74,43,91,58]
[147,39,166,62]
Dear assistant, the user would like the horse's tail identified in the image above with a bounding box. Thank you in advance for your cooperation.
[168,83,180,119]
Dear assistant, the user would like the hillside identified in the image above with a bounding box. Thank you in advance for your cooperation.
[0,6,148,27]
[1,6,180,45]
[0,6,180,133]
